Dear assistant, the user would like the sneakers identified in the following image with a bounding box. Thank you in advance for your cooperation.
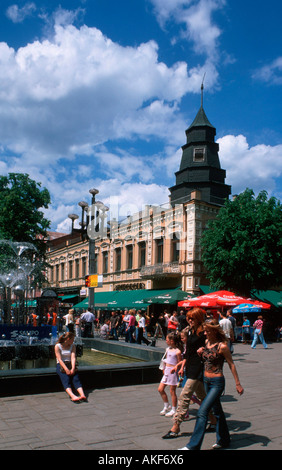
[160,405,171,415]
[165,408,176,417]
[212,442,230,449]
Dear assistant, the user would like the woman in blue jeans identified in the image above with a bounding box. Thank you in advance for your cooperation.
[251,316,268,349]
[55,332,87,403]
[179,321,244,450]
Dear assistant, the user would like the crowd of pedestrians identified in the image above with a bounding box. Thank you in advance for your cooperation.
[21,304,276,350]
[10,301,277,439]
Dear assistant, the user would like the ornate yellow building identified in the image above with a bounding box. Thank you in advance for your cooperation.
[46,96,231,307]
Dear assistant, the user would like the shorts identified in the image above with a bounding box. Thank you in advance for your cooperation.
[161,365,178,386]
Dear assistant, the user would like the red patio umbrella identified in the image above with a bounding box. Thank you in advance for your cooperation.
[178,290,271,309]
[179,298,220,308]
[178,290,232,308]
[249,300,271,309]
[216,292,254,306]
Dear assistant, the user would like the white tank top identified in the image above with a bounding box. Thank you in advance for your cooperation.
[56,343,73,363]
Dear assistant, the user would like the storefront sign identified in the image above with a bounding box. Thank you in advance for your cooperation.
[0,325,57,340]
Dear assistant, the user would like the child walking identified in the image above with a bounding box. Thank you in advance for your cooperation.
[158,332,182,417]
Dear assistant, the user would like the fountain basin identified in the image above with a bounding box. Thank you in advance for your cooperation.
[0,346,16,361]
[0,338,164,397]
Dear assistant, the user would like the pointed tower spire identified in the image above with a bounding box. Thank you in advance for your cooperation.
[201,72,206,108]
[188,75,214,130]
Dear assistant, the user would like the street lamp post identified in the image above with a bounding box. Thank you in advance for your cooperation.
[88,188,99,311]
[68,188,109,314]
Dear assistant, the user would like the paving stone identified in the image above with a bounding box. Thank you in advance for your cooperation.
[0,341,281,451]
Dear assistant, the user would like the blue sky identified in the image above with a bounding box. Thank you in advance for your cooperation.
[0,0,281,231]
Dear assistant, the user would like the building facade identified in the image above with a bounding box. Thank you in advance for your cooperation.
[46,96,231,304]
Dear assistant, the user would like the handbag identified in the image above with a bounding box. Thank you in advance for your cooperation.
[159,348,168,370]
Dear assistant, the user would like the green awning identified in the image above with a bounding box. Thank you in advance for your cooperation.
[73,291,117,310]
[73,298,88,309]
[252,290,282,308]
[73,288,185,310]
[198,285,214,294]
[108,288,190,308]
[107,290,150,309]
[142,289,195,305]
[11,300,37,307]
[60,294,78,301]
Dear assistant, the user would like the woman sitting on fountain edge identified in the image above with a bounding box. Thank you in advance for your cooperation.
[55,332,87,403]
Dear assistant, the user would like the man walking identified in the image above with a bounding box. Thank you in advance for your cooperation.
[81,308,96,338]
[219,311,234,353]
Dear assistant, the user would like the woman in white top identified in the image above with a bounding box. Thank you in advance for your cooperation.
[55,332,87,403]
[63,309,74,333]
[137,312,151,345]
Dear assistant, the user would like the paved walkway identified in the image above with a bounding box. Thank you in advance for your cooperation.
[0,341,281,451]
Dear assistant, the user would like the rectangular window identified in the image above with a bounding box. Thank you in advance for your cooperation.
[61,263,65,281]
[139,242,146,267]
[115,248,121,271]
[155,238,163,264]
[82,257,87,277]
[127,245,133,270]
[75,259,80,278]
[171,235,179,262]
[193,147,205,162]
[68,260,73,279]
[103,252,108,273]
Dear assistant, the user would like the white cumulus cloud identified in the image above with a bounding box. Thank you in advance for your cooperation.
[218,134,282,197]
[150,0,226,59]
[0,23,198,165]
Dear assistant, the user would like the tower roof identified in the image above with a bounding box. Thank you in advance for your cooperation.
[188,105,215,129]
[188,81,215,130]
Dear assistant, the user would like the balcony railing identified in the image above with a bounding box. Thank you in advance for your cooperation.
[140,262,181,279]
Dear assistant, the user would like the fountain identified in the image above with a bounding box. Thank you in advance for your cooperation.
[0,239,64,369]
[0,333,83,371]
[0,241,161,397]
[0,240,39,324]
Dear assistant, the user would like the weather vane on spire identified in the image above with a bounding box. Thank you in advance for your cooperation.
[201,72,206,108]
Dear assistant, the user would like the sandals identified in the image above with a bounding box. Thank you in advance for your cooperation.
[162,430,179,439]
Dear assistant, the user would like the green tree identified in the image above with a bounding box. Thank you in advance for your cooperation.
[0,173,51,254]
[201,188,282,296]
[0,174,51,323]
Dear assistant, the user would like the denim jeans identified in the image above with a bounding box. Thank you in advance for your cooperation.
[56,364,82,391]
[110,327,119,340]
[125,326,135,343]
[251,329,268,349]
[186,376,230,450]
